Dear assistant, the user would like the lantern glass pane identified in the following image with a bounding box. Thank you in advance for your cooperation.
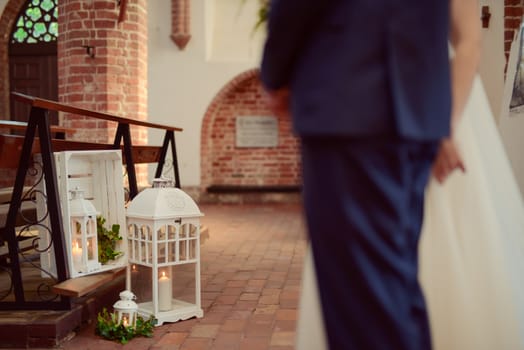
[158,225,166,241]
[128,224,136,238]
[189,224,197,238]
[168,240,176,262]
[179,240,187,261]
[168,225,177,240]
[139,226,152,264]
[129,264,152,306]
[87,237,95,259]
[189,239,197,260]
[179,225,187,239]
[87,217,96,235]
[128,224,137,261]
[157,240,167,264]
[171,264,196,305]
[72,219,82,236]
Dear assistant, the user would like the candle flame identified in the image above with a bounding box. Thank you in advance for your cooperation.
[122,316,128,327]
[162,271,166,277]
[132,264,136,271]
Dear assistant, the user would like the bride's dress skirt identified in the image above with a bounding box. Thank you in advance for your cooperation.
[296,77,524,349]
[419,77,524,349]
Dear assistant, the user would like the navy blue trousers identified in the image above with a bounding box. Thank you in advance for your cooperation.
[301,136,438,350]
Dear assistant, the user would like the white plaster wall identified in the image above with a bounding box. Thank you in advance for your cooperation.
[147,0,265,187]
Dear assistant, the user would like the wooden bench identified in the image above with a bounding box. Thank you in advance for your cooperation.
[0,92,184,309]
[51,267,126,297]
[0,120,76,140]
[0,133,165,169]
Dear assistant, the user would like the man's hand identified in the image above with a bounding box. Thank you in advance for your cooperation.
[265,88,290,118]
[432,138,466,184]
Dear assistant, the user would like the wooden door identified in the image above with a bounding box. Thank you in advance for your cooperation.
[9,42,58,124]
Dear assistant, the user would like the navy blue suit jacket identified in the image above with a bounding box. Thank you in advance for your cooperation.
[260,0,452,141]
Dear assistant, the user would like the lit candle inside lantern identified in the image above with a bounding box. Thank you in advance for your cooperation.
[72,241,82,266]
[158,271,172,311]
[122,316,128,327]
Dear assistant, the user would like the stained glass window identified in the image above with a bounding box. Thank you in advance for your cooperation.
[11,0,58,44]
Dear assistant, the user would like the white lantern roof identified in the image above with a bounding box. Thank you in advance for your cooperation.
[126,183,202,220]
[113,290,138,311]
[69,187,98,216]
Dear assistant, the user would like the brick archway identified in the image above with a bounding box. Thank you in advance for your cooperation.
[0,0,27,120]
[200,68,301,192]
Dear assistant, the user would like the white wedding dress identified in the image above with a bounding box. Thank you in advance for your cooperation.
[296,76,524,350]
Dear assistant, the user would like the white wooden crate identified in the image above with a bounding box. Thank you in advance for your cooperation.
[37,150,127,278]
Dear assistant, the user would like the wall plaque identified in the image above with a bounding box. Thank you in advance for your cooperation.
[236,116,278,148]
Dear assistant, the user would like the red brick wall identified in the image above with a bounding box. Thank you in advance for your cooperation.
[200,69,301,191]
[505,0,524,63]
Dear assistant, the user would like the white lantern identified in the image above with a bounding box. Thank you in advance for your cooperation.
[69,187,101,274]
[113,290,138,328]
[126,179,204,326]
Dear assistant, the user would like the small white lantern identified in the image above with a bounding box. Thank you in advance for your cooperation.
[69,187,101,274]
[126,179,204,326]
[113,290,138,328]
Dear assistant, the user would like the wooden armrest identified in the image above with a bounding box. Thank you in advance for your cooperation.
[11,92,183,132]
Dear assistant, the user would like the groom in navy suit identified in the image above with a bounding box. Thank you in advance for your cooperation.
[261,1,462,349]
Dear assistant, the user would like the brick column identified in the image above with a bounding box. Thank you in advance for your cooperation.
[170,0,191,50]
[58,0,148,184]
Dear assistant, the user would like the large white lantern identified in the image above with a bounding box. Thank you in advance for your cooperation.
[126,179,204,325]
[69,187,101,274]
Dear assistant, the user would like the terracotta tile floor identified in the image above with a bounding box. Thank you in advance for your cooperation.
[58,203,307,350]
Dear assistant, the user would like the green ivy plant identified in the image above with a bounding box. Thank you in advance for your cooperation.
[97,216,123,264]
[254,0,269,32]
[95,308,155,344]
[240,0,269,32]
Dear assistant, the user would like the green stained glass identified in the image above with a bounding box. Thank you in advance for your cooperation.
[13,28,28,43]
[33,22,45,37]
[11,0,58,44]
[29,8,42,21]
[41,0,54,12]
[49,22,58,36]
